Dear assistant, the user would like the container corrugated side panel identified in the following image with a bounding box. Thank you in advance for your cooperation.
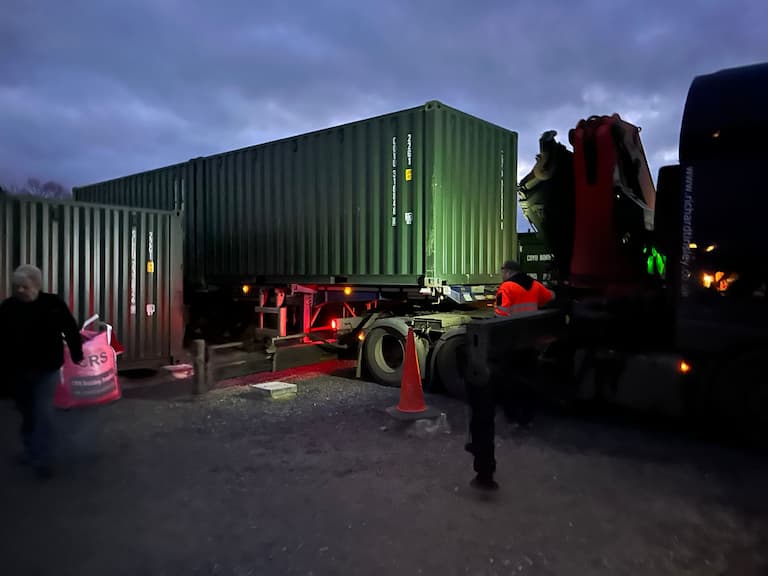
[0,195,11,300]
[74,164,193,286]
[9,196,183,368]
[199,106,427,284]
[425,103,517,285]
[73,163,185,211]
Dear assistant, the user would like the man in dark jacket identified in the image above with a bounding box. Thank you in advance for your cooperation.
[0,264,83,478]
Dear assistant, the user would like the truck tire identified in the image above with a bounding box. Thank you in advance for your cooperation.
[432,327,468,401]
[363,319,428,387]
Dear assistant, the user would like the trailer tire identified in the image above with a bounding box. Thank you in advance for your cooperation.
[363,320,428,387]
[432,327,468,401]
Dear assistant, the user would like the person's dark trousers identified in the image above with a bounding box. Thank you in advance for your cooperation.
[14,370,60,469]
[467,381,497,480]
[501,349,539,426]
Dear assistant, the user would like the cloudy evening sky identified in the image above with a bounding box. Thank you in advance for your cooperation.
[1,0,766,228]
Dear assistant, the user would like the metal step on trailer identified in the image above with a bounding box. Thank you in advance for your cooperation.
[205,341,273,387]
[267,333,340,372]
[191,332,344,393]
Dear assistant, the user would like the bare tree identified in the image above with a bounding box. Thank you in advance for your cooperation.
[24,177,43,196]
[40,180,70,198]
[3,177,71,198]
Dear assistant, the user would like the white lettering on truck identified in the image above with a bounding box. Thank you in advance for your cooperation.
[680,166,694,298]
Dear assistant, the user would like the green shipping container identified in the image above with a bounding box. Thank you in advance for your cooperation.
[74,101,518,289]
[518,231,555,282]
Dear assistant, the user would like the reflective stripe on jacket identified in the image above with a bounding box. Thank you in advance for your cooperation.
[494,301,538,316]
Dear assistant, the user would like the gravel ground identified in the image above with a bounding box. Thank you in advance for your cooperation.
[1,368,767,576]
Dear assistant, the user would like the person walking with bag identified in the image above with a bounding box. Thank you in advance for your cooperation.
[0,265,83,478]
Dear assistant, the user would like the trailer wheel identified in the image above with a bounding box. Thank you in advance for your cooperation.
[432,327,468,401]
[363,321,428,387]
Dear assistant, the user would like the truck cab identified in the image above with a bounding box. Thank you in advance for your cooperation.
[516,62,768,435]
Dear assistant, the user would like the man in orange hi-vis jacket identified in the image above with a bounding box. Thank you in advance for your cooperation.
[494,259,555,316]
[466,259,555,491]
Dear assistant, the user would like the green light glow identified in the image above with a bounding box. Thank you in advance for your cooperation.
[644,246,667,278]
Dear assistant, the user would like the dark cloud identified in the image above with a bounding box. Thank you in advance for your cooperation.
[1,0,766,229]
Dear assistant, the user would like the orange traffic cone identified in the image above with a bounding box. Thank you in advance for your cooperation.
[386,328,440,421]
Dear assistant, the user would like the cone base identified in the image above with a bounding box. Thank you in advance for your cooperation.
[385,405,441,421]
